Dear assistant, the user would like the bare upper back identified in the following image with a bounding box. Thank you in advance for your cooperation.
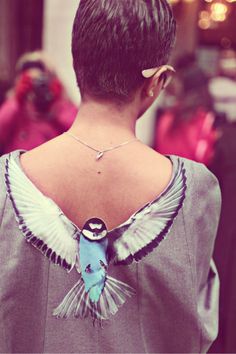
[20,134,173,230]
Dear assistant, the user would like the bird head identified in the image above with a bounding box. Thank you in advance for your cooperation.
[81,217,108,241]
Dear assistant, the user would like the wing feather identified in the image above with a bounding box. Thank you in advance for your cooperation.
[113,159,187,265]
[5,155,78,272]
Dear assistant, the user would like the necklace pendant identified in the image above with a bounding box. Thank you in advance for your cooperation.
[96,152,104,161]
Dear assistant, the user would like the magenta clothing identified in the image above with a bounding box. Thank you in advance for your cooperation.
[0,97,77,154]
[155,109,216,166]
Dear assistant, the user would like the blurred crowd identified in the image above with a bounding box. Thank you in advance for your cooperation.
[0,51,77,155]
[155,50,236,167]
[0,48,236,353]
[155,48,236,354]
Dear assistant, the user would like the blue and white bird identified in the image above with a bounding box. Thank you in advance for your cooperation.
[80,219,109,303]
[4,153,186,322]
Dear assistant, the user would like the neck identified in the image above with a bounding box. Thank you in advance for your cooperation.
[69,99,138,144]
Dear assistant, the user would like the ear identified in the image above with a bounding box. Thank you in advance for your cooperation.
[136,76,163,119]
[145,75,163,99]
[141,72,164,102]
[136,65,175,119]
[141,65,175,100]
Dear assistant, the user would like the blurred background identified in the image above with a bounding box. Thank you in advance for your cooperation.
[0,0,236,352]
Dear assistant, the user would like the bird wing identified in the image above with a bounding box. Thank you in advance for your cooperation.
[112,159,187,265]
[5,155,79,272]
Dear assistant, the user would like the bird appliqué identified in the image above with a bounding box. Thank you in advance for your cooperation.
[4,152,187,323]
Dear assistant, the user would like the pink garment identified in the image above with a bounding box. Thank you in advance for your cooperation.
[155,109,217,166]
[0,96,78,154]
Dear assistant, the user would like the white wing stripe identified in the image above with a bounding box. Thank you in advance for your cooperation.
[113,159,187,264]
[5,155,78,272]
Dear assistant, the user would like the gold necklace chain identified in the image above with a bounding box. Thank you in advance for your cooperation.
[65,132,138,161]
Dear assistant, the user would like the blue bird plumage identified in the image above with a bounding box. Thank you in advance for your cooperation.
[52,215,135,321]
[79,219,109,302]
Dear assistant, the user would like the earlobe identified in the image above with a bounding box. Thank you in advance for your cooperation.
[149,91,154,97]
[147,77,162,98]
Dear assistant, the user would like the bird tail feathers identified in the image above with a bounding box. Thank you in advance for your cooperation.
[53,276,135,321]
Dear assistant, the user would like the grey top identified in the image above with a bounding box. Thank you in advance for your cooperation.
[0,150,221,353]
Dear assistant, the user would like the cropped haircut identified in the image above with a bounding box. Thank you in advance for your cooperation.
[72,0,176,104]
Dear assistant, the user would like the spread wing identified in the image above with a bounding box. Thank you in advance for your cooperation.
[112,159,187,265]
[5,155,79,272]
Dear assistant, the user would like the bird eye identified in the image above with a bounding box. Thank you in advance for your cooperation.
[85,264,92,273]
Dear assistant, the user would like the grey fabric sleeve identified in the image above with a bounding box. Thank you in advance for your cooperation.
[187,161,221,289]
[0,154,8,231]
[0,153,9,352]
[183,159,221,353]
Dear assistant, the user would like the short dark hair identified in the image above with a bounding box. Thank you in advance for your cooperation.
[72,0,176,104]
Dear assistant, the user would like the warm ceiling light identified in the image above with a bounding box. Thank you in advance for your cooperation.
[211,12,227,21]
[211,3,228,14]
[210,2,228,21]
[198,18,211,29]
[200,10,211,19]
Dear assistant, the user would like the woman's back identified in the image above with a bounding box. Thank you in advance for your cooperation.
[0,147,220,353]
[20,134,173,231]
[0,0,221,352]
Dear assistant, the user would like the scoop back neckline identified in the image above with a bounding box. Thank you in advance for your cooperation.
[8,149,179,234]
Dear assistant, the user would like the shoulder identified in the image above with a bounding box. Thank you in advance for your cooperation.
[174,154,221,216]
[0,152,11,227]
[176,154,219,188]
[0,149,25,209]
[0,151,10,190]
